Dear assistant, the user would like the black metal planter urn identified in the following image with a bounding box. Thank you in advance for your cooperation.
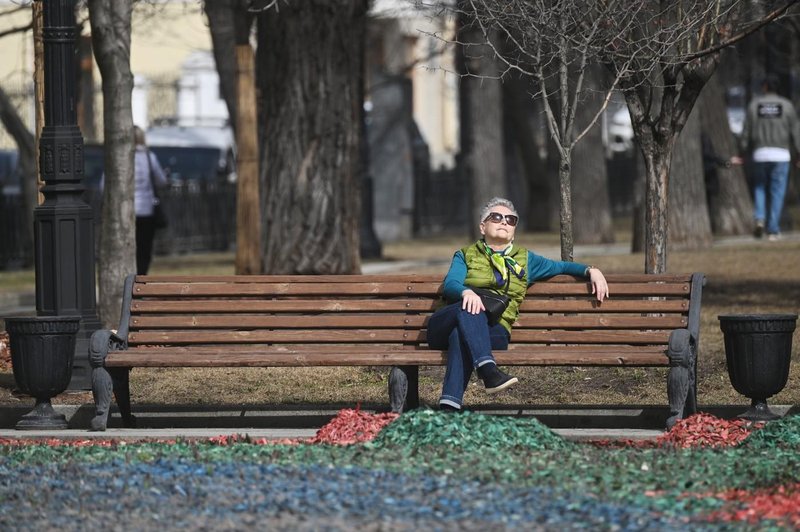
[718,314,797,421]
[5,316,81,430]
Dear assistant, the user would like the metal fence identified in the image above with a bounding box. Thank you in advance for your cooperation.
[0,194,31,270]
[0,182,236,271]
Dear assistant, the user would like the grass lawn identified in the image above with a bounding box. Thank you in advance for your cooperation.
[1,232,798,411]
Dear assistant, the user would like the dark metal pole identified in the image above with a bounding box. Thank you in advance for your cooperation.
[37,0,100,389]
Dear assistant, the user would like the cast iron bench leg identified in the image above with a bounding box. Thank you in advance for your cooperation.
[88,330,114,432]
[666,329,696,429]
[389,365,418,413]
[110,368,136,428]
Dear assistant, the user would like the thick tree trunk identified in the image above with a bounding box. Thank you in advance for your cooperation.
[698,73,753,235]
[0,86,35,266]
[572,67,614,246]
[503,76,556,231]
[256,0,365,274]
[457,7,506,232]
[89,0,135,327]
[235,44,261,274]
[668,107,713,250]
[204,0,252,134]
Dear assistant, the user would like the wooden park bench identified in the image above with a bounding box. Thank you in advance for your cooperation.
[88,272,705,431]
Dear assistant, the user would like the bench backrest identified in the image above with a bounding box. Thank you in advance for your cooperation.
[118,273,704,366]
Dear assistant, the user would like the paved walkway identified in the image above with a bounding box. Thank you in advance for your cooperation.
[1,404,794,442]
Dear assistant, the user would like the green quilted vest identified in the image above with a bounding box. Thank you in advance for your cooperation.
[461,241,528,333]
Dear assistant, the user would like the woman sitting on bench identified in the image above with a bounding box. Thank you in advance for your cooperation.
[428,197,610,412]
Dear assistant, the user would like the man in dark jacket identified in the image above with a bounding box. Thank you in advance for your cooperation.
[736,74,800,240]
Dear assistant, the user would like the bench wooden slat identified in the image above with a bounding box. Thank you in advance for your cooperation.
[134,282,444,297]
[136,274,444,284]
[129,329,428,344]
[136,273,693,283]
[526,282,690,296]
[130,314,688,330]
[514,315,687,329]
[106,349,668,367]
[123,343,668,354]
[131,300,441,312]
[133,280,690,298]
[130,298,688,314]
[520,299,689,312]
[128,328,671,345]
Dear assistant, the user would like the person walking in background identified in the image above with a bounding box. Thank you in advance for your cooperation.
[132,125,168,274]
[734,74,800,241]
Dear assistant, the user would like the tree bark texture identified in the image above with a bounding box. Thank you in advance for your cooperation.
[558,156,574,261]
[503,77,556,231]
[572,67,614,246]
[698,73,753,235]
[0,86,36,266]
[256,0,366,274]
[668,106,713,251]
[234,44,261,274]
[204,0,252,135]
[457,8,506,231]
[89,0,135,327]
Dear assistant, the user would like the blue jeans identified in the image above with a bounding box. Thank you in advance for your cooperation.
[427,302,510,408]
[752,161,790,235]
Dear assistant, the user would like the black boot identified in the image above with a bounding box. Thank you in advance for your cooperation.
[477,364,519,394]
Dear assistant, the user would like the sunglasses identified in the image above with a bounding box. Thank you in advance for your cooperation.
[483,212,519,227]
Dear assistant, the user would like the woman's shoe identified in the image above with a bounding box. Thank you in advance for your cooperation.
[478,364,519,394]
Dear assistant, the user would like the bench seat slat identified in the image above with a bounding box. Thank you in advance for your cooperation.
[106,349,669,367]
[121,343,668,354]
[130,314,688,330]
[128,329,672,345]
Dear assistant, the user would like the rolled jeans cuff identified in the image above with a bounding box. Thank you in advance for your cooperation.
[476,357,495,368]
[439,396,462,409]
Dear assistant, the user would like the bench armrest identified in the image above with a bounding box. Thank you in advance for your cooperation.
[88,329,127,369]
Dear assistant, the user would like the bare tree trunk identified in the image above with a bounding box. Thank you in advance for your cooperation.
[558,154,574,260]
[668,107,713,250]
[458,6,506,232]
[235,44,261,274]
[256,0,365,274]
[0,87,35,266]
[204,0,252,134]
[573,67,614,245]
[699,73,753,235]
[89,0,135,327]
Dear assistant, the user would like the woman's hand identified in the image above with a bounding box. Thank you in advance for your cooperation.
[589,268,610,302]
[461,289,485,314]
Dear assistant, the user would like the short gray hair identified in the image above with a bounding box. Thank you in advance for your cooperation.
[479,197,518,224]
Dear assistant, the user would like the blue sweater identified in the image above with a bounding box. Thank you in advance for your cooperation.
[442,248,588,301]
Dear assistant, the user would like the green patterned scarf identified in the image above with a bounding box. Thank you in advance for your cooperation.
[480,241,525,287]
